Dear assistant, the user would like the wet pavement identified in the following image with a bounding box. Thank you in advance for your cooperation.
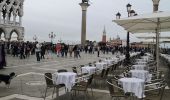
[0,52,170,100]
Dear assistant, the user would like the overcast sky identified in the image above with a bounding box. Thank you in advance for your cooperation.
[23,0,170,43]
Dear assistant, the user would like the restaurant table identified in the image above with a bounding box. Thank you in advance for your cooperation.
[95,62,107,70]
[129,70,151,82]
[119,77,145,98]
[136,59,147,62]
[53,72,77,92]
[103,59,114,65]
[135,61,147,65]
[141,56,151,61]
[132,65,147,70]
[82,66,96,75]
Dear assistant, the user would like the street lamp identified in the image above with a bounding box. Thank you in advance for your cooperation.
[116,12,121,19]
[58,38,62,43]
[33,35,37,42]
[126,3,132,17]
[49,32,56,44]
[152,0,160,12]
[116,3,136,65]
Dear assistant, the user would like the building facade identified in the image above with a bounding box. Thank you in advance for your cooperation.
[0,0,24,41]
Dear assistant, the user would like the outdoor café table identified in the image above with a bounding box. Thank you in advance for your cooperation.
[81,66,96,75]
[118,78,145,98]
[135,59,147,62]
[141,56,151,61]
[132,65,147,70]
[53,72,77,92]
[103,59,114,65]
[135,61,147,65]
[95,62,107,70]
[129,70,151,82]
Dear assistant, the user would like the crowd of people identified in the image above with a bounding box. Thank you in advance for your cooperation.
[0,40,149,69]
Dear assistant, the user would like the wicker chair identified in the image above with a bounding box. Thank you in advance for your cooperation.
[144,81,167,100]
[93,69,106,87]
[71,75,94,98]
[44,73,63,100]
[107,78,127,100]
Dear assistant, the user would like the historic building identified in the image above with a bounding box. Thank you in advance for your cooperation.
[102,26,106,43]
[0,0,24,41]
[107,35,123,46]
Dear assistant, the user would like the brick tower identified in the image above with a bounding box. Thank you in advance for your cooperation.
[102,26,106,43]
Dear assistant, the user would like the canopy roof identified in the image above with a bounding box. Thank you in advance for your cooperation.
[137,36,170,39]
[113,11,170,33]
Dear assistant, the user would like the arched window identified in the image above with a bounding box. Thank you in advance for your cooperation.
[10,30,19,41]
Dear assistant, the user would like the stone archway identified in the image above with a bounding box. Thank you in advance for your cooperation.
[0,27,6,40]
[9,29,20,41]
[0,0,25,41]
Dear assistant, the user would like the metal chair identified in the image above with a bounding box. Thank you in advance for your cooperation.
[144,81,167,100]
[57,69,68,73]
[107,78,127,100]
[71,75,94,98]
[44,73,63,100]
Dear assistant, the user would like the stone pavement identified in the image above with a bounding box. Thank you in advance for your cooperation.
[0,52,170,100]
[0,52,112,100]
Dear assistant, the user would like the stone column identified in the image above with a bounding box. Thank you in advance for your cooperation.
[0,11,1,24]
[152,0,160,12]
[19,17,22,26]
[153,4,159,12]
[6,11,10,24]
[13,15,16,25]
[152,0,160,70]
[80,3,90,46]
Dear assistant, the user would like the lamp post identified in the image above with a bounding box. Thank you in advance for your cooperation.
[152,0,160,71]
[49,32,56,44]
[116,3,136,65]
[58,38,62,43]
[152,0,160,12]
[33,35,37,42]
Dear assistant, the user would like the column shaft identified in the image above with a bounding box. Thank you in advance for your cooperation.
[19,17,22,26]
[81,10,87,46]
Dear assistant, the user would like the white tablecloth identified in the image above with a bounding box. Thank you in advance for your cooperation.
[135,61,147,65]
[141,56,151,61]
[136,59,147,62]
[119,78,145,98]
[130,70,151,82]
[95,62,107,70]
[132,65,147,70]
[53,72,76,92]
[103,59,114,65]
[82,66,96,75]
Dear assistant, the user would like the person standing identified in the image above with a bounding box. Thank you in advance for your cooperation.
[97,46,100,57]
[41,43,46,59]
[35,42,41,62]
[68,45,73,57]
[0,41,6,69]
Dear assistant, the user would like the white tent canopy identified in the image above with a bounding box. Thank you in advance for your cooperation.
[113,11,170,33]
[113,11,170,70]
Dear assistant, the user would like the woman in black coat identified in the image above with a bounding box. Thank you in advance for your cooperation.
[0,42,6,69]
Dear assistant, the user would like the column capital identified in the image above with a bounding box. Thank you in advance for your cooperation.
[152,0,160,5]
[79,3,90,11]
